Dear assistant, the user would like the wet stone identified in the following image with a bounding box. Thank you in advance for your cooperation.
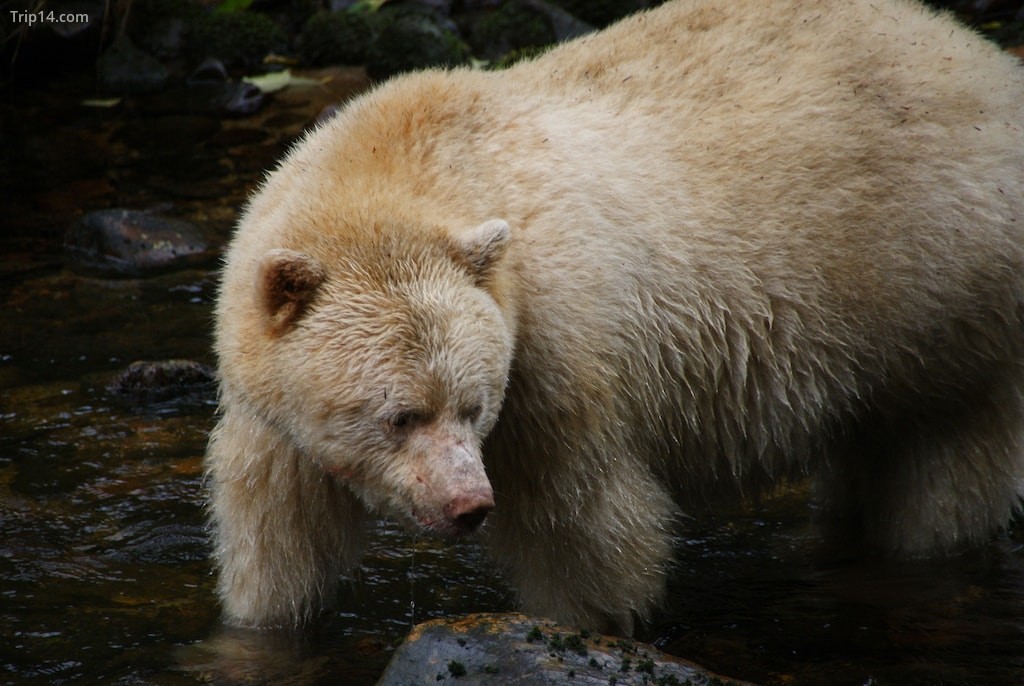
[107,359,216,404]
[65,208,217,275]
[96,35,169,95]
[377,613,754,685]
[217,81,266,116]
[187,57,230,86]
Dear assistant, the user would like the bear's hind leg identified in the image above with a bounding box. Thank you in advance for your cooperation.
[206,405,367,628]
[821,382,1024,556]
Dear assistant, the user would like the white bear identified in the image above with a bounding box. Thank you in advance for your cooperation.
[206,0,1024,634]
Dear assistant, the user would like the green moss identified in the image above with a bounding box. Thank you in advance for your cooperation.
[447,659,467,677]
[563,633,589,656]
[614,638,638,654]
[299,10,373,67]
[467,1,555,61]
[364,8,470,80]
[636,655,655,674]
[189,10,285,69]
[489,44,551,70]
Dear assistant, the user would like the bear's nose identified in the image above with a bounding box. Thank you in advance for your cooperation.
[445,493,495,533]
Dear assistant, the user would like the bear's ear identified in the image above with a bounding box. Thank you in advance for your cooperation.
[452,219,510,284]
[256,248,325,332]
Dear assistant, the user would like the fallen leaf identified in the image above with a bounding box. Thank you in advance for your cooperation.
[242,70,327,94]
[82,98,122,108]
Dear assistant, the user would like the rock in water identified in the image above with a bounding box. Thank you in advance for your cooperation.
[66,208,215,276]
[107,359,215,404]
[377,613,753,685]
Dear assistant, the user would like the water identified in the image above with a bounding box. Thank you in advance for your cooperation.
[3,70,1024,685]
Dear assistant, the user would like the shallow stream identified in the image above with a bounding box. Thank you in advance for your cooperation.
[3,70,1024,685]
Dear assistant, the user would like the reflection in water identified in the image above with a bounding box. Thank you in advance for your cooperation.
[3,77,1024,686]
[655,499,1024,684]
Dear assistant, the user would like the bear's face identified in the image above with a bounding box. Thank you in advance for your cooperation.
[235,219,514,537]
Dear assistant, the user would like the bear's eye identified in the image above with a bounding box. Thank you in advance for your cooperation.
[462,404,483,424]
[387,410,421,430]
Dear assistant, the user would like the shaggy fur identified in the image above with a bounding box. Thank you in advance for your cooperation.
[207,0,1024,633]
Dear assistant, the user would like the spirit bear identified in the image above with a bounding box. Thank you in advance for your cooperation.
[206,0,1024,633]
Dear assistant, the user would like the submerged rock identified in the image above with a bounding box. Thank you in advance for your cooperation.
[185,58,267,116]
[66,208,216,275]
[377,613,754,685]
[107,359,216,404]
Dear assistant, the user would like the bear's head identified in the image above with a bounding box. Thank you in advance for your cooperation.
[222,218,515,538]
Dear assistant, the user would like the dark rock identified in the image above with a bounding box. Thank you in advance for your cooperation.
[299,10,374,67]
[126,0,203,60]
[377,613,755,685]
[545,0,653,28]
[365,8,471,80]
[66,209,216,276]
[136,80,265,117]
[107,359,216,403]
[184,59,267,115]
[521,0,594,41]
[187,57,230,85]
[399,0,454,12]
[188,10,286,70]
[463,0,557,61]
[96,35,169,95]
[218,81,267,116]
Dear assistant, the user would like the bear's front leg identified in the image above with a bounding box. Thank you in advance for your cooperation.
[206,405,367,628]
[485,459,678,635]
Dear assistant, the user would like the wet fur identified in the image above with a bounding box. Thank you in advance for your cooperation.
[207,0,1024,633]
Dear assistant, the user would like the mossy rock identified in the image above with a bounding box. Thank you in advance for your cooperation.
[96,35,169,95]
[299,10,374,67]
[126,0,204,60]
[377,613,755,685]
[188,10,285,69]
[465,1,556,62]
[489,44,551,70]
[365,8,471,81]
[548,0,653,28]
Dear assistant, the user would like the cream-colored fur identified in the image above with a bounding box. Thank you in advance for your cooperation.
[207,0,1024,633]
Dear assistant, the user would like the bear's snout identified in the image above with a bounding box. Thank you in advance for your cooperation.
[444,491,495,534]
